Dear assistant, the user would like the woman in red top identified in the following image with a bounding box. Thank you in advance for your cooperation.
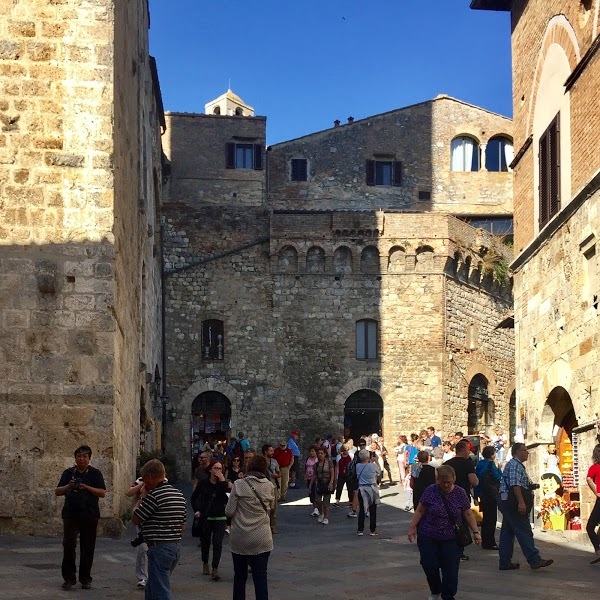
[334,445,352,507]
[586,444,600,564]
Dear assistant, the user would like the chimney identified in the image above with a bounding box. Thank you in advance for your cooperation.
[334,119,341,127]
[347,116,354,124]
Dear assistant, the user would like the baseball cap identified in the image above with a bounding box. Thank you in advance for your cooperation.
[291,430,300,435]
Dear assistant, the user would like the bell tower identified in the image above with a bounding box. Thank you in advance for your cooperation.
[204,88,254,117]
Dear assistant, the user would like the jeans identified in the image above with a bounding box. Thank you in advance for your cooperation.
[498,500,541,568]
[335,474,349,502]
[232,551,270,600]
[145,543,180,600]
[200,521,226,568]
[586,497,600,551]
[417,535,461,600]
[357,489,377,533]
[62,517,99,584]
[479,496,498,548]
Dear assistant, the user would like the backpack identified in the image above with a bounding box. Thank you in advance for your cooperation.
[347,455,359,486]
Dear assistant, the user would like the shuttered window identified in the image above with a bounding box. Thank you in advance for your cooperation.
[291,158,308,181]
[356,319,378,360]
[366,160,402,186]
[225,143,263,170]
[539,114,560,228]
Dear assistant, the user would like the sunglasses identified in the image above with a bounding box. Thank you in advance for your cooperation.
[232,458,240,461]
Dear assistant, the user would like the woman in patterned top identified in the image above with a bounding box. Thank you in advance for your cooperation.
[408,465,481,600]
[304,445,319,517]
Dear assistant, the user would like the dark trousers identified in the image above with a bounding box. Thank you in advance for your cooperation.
[200,520,226,568]
[335,475,350,502]
[587,497,600,551]
[417,535,461,600]
[357,489,377,533]
[232,551,270,600]
[62,517,99,584]
[480,496,498,548]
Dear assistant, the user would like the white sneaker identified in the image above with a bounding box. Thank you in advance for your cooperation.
[317,514,324,523]
[427,595,440,600]
[311,508,320,517]
[347,511,357,518]
[365,511,370,517]
[322,518,329,525]
[137,580,146,588]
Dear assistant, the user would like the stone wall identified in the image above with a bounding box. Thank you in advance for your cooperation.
[0,0,163,534]
[163,206,514,478]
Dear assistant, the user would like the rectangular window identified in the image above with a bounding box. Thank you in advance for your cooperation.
[539,114,560,228]
[226,143,263,170]
[366,160,402,186]
[291,158,308,181]
[356,319,377,360]
[202,319,224,360]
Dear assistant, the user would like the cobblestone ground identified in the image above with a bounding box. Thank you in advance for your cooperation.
[0,483,597,599]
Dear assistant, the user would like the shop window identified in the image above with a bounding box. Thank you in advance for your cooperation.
[450,136,479,172]
[291,158,308,181]
[202,319,224,360]
[356,319,378,360]
[539,114,560,228]
[226,143,263,170]
[366,160,402,186]
[486,136,514,172]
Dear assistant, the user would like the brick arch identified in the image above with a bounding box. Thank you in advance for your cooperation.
[180,378,240,409]
[464,362,498,396]
[526,15,581,137]
[333,376,394,408]
[540,357,573,399]
[273,241,301,255]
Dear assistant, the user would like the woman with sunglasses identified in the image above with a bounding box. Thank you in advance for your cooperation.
[191,461,232,581]
[226,456,243,483]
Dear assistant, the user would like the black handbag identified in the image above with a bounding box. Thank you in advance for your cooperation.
[481,462,500,499]
[191,493,215,538]
[438,489,473,547]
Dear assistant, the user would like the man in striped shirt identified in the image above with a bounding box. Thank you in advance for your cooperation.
[132,460,186,599]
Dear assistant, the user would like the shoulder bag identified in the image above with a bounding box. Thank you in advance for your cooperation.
[438,488,473,547]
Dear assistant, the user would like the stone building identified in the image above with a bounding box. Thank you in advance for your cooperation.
[472,0,600,532]
[162,93,516,478]
[0,1,164,534]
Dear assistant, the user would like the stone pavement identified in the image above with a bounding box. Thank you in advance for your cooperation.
[0,483,597,600]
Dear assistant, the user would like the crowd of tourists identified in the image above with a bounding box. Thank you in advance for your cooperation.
[55,430,600,600]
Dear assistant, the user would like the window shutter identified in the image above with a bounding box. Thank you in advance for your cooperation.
[253,144,263,170]
[291,159,299,181]
[226,143,235,169]
[539,130,549,227]
[366,160,375,186]
[299,159,307,181]
[393,161,403,186]
[549,115,560,219]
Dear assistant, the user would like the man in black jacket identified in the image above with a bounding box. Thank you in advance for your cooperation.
[55,445,106,590]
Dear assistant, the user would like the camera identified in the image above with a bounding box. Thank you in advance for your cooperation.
[131,533,145,548]
[530,483,540,490]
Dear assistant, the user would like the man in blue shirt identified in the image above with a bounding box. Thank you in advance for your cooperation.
[498,443,553,571]
[287,430,301,488]
[427,426,442,449]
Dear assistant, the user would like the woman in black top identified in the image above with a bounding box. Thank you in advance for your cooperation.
[191,461,231,581]
[225,456,243,483]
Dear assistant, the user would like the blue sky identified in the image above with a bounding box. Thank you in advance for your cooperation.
[149,1,512,145]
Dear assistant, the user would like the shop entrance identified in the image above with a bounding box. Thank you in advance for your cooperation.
[344,389,383,441]
[190,391,231,461]
[542,386,579,529]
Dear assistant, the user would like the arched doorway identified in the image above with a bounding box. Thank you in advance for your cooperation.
[191,391,231,461]
[344,389,383,441]
[468,374,489,434]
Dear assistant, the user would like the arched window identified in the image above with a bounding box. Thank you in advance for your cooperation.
[356,319,378,360]
[278,246,298,273]
[486,136,514,172]
[202,319,224,360]
[235,107,243,116]
[360,246,380,273]
[213,106,221,115]
[306,246,325,273]
[333,246,352,274]
[468,374,489,434]
[450,136,480,172]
